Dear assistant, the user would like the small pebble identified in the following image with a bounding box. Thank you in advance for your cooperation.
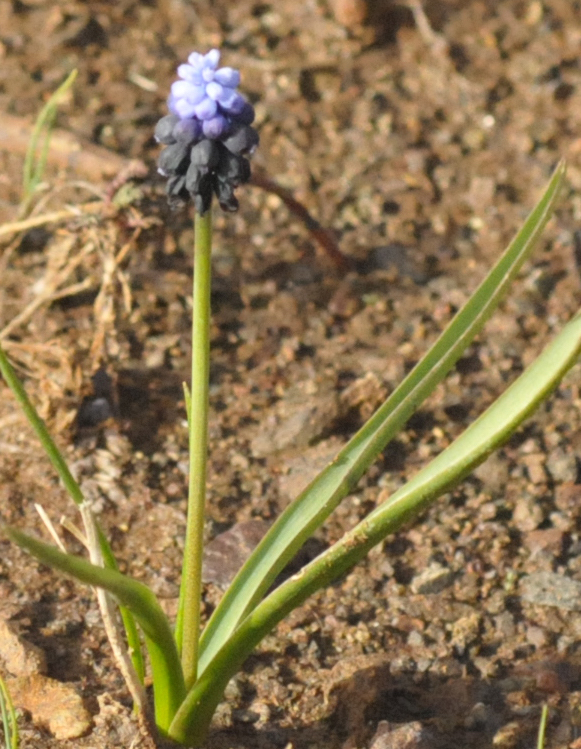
[411,562,454,594]
[520,571,581,611]
[330,0,368,26]
[7,675,91,739]
[512,495,543,532]
[369,720,430,749]
[0,619,47,676]
[546,449,578,483]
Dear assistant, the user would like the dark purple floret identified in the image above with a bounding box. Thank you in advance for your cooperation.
[235,102,256,126]
[174,118,203,143]
[223,125,259,157]
[190,140,221,171]
[217,149,251,186]
[157,142,191,177]
[155,48,258,214]
[154,115,179,145]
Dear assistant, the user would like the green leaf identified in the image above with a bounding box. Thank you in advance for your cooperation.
[537,704,549,749]
[98,528,145,686]
[0,343,84,506]
[0,344,145,691]
[0,673,18,749]
[170,306,581,748]
[198,161,566,674]
[21,69,78,213]
[4,528,185,733]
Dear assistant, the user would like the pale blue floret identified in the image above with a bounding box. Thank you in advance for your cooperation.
[168,49,246,138]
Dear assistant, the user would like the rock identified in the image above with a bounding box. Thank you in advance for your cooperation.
[472,453,510,494]
[520,572,581,611]
[278,438,342,503]
[546,449,578,483]
[322,654,392,745]
[0,618,47,676]
[339,371,387,420]
[520,453,547,485]
[522,528,564,560]
[330,0,368,26]
[369,720,431,749]
[525,625,548,648]
[450,612,482,653]
[7,674,92,739]
[251,379,340,457]
[410,562,454,594]
[202,519,270,588]
[512,495,543,532]
[92,694,145,748]
[554,482,581,515]
[492,720,521,747]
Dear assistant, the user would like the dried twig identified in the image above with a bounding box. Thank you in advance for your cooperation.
[250,169,353,271]
[79,502,152,727]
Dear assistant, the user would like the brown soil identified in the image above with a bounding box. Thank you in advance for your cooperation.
[2,1,581,748]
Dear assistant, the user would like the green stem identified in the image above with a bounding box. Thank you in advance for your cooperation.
[176,209,213,689]
[0,344,84,505]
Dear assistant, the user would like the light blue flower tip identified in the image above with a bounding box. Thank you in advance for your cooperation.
[205,49,221,68]
[163,48,255,151]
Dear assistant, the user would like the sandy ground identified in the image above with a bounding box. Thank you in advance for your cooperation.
[2,2,581,747]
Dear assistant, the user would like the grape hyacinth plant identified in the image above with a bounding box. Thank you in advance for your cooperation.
[2,52,581,748]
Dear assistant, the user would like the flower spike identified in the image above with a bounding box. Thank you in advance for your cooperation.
[156,49,258,214]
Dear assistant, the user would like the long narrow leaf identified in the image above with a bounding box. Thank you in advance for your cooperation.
[537,704,549,749]
[22,69,77,209]
[171,307,581,747]
[3,529,185,733]
[0,344,144,688]
[98,528,145,686]
[0,344,84,505]
[198,161,566,673]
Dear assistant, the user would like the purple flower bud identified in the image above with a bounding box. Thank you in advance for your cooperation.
[173,117,203,143]
[172,98,195,119]
[177,63,202,84]
[202,114,229,139]
[155,114,179,144]
[171,80,201,101]
[236,102,256,125]
[223,125,259,157]
[187,51,204,68]
[205,81,223,101]
[224,92,246,115]
[157,141,190,176]
[203,49,220,70]
[190,139,221,171]
[215,87,242,113]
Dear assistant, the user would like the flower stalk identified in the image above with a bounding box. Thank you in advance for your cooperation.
[156,47,259,689]
[177,209,213,688]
